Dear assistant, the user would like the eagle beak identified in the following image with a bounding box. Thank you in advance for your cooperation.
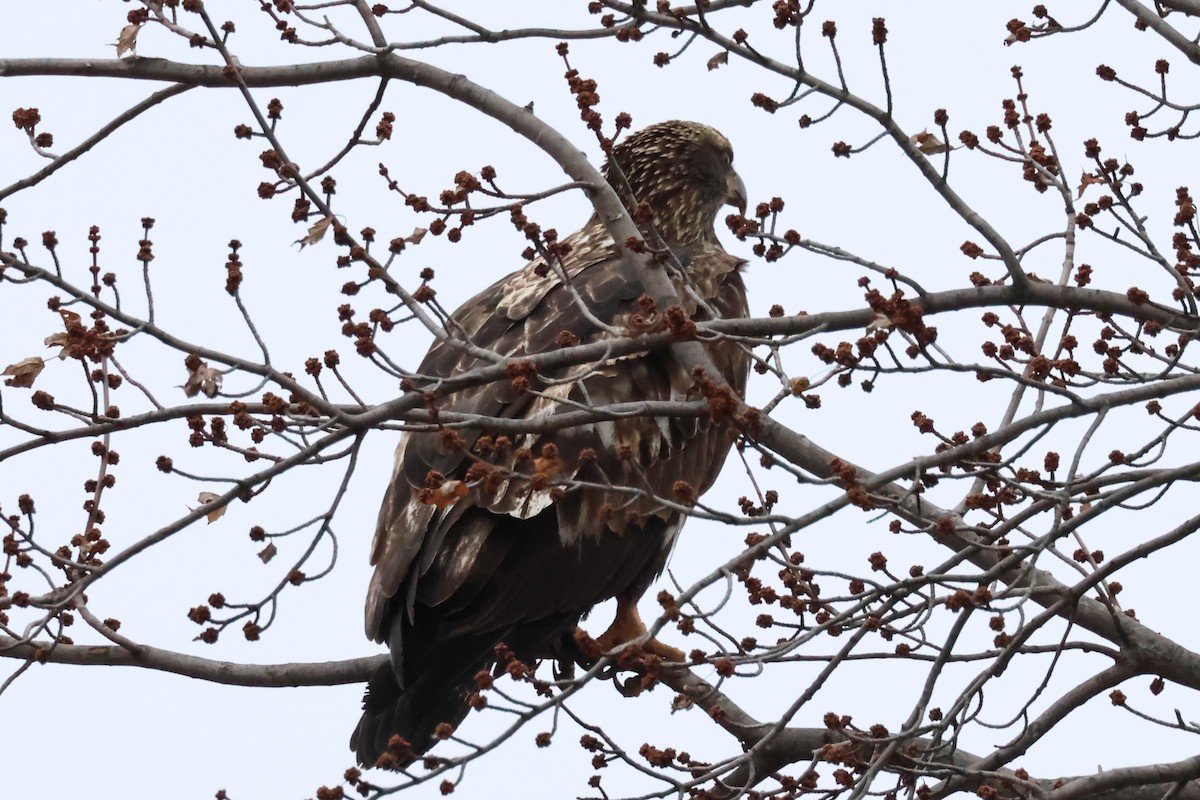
[726,170,748,217]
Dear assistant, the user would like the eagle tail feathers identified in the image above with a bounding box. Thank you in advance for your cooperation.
[350,635,491,768]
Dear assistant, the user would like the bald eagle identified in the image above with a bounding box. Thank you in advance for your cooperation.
[353,121,749,767]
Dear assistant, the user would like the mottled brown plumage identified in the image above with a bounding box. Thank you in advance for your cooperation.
[352,121,749,767]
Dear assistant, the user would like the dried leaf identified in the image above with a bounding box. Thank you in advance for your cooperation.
[44,309,86,360]
[405,227,428,245]
[1077,171,1106,198]
[43,332,69,360]
[258,542,278,563]
[196,491,226,524]
[866,312,894,332]
[183,359,223,398]
[1004,19,1062,46]
[671,693,694,712]
[788,376,810,396]
[295,215,334,249]
[116,23,140,58]
[911,130,950,155]
[706,51,729,71]
[2,356,45,388]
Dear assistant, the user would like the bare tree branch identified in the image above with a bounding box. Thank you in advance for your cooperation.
[0,635,382,686]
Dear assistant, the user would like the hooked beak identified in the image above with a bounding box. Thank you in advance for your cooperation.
[725,169,748,216]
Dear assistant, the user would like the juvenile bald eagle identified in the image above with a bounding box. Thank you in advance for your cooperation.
[353,121,749,767]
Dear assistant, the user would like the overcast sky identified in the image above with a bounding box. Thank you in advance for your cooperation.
[2,3,1197,799]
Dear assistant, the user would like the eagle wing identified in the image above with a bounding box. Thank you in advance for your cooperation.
[364,223,747,643]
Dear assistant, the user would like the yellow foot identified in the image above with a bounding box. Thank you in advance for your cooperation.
[573,626,602,662]
[583,596,685,663]
[640,637,686,663]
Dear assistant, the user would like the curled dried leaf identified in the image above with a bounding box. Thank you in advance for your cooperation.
[116,23,140,58]
[866,312,894,332]
[183,360,223,398]
[910,130,950,155]
[1077,171,1106,199]
[45,309,85,360]
[43,332,69,360]
[405,227,428,245]
[3,356,45,388]
[258,542,278,563]
[706,51,728,71]
[295,215,334,249]
[195,491,227,524]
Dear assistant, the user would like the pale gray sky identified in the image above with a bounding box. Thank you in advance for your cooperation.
[2,4,1196,799]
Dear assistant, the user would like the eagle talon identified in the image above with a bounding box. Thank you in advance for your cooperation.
[584,596,686,665]
[639,638,686,664]
[572,626,603,663]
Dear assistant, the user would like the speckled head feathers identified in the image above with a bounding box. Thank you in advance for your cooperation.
[603,121,746,247]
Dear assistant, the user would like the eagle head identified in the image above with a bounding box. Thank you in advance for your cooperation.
[603,120,746,247]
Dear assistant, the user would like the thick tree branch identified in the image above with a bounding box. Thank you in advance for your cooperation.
[0,634,383,686]
[1114,0,1200,64]
[10,625,1181,799]
[1051,755,1200,800]
[659,666,1200,799]
[1159,0,1200,14]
